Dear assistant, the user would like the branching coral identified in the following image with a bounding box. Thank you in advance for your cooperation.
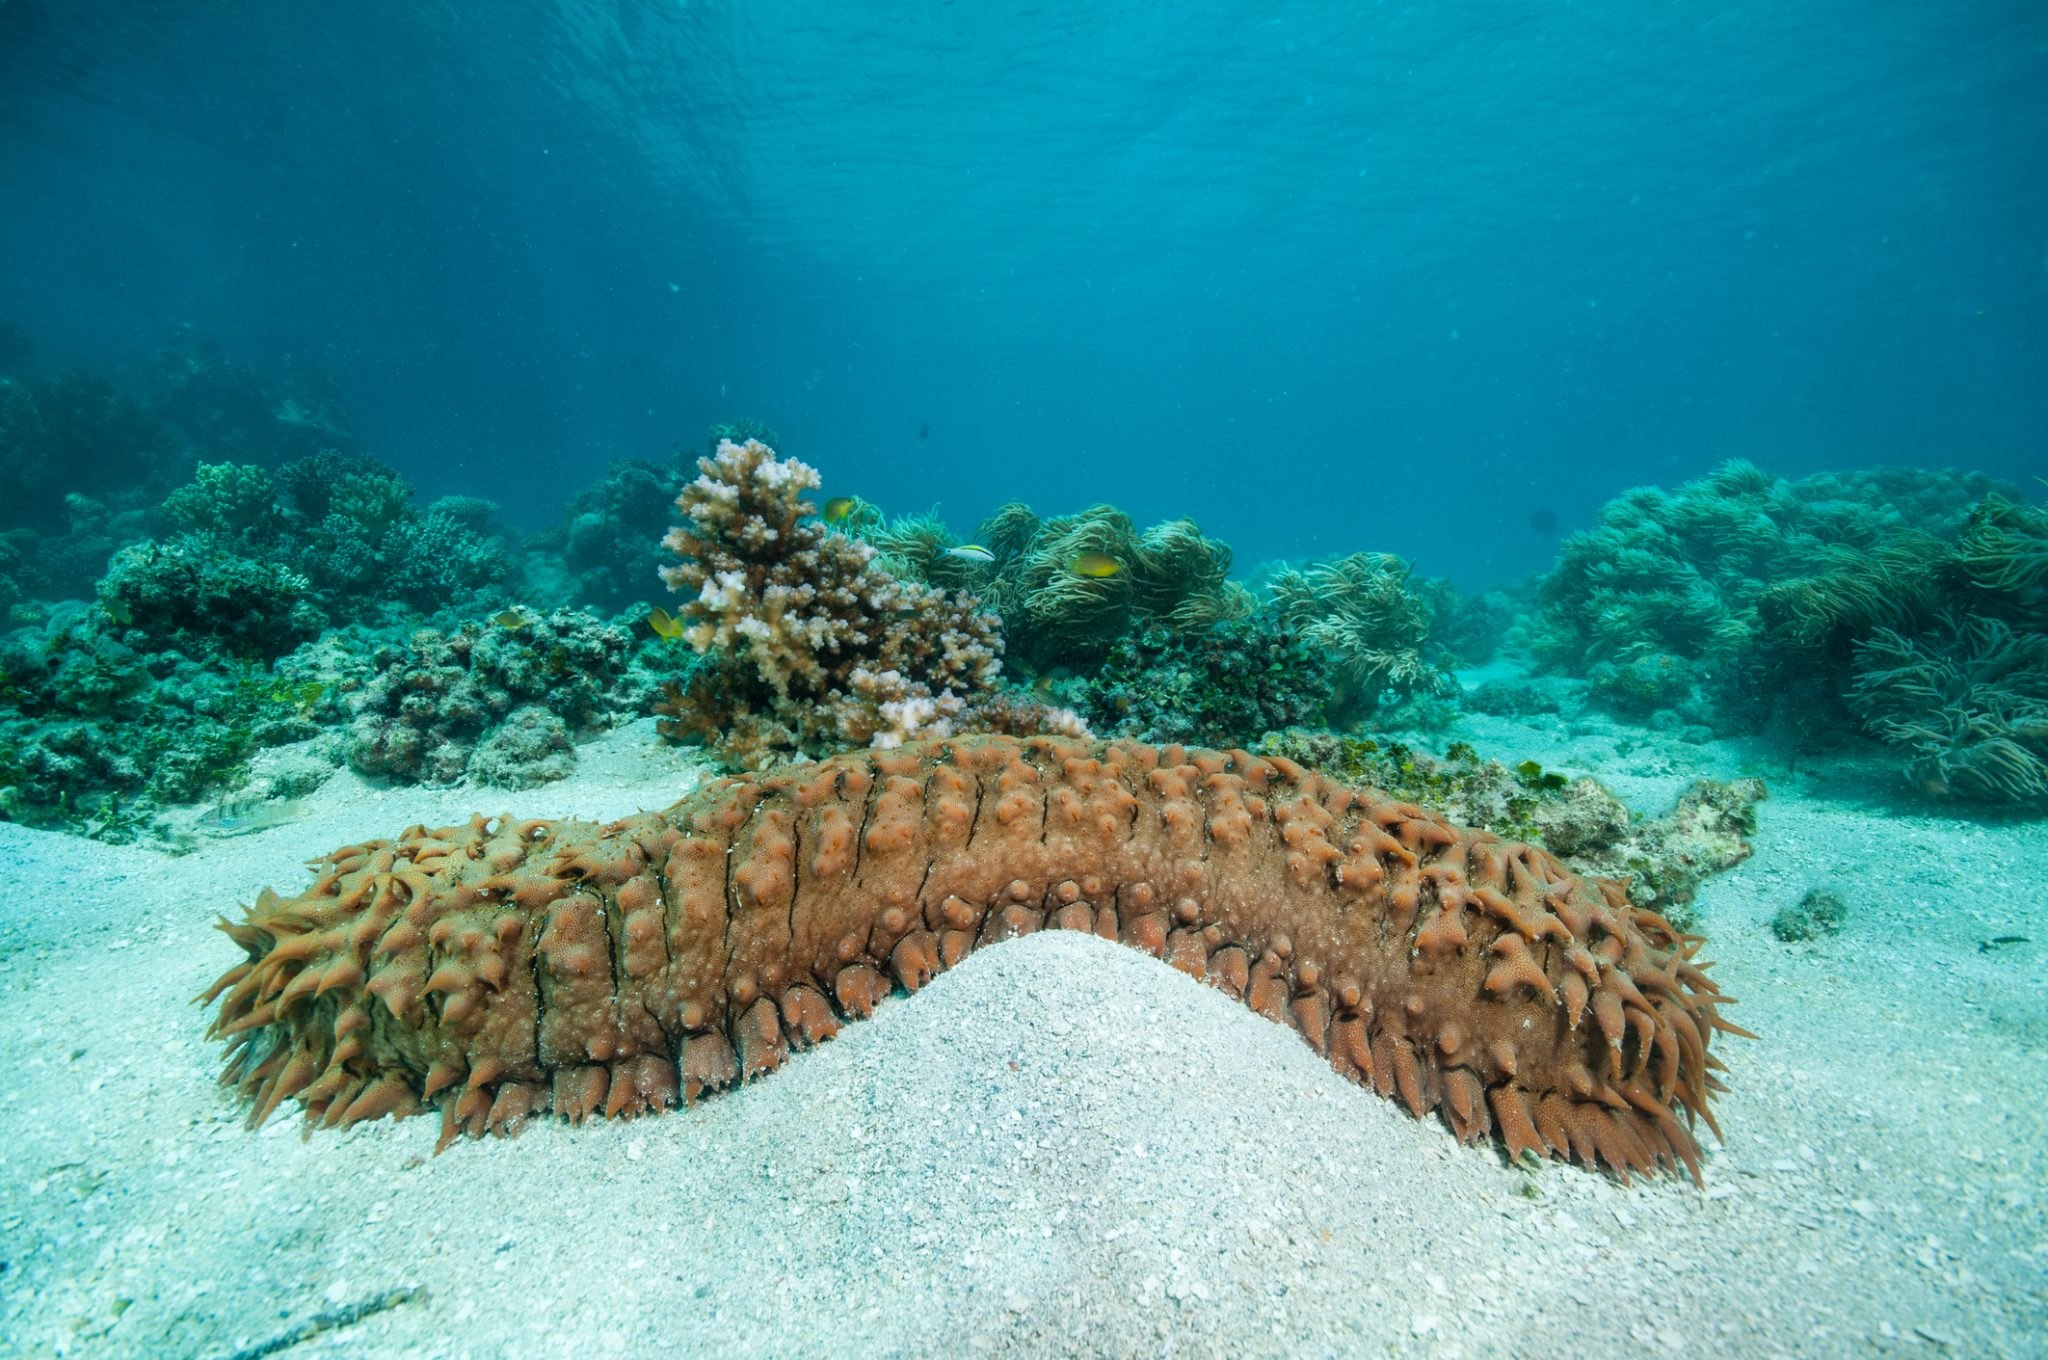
[278,453,512,613]
[165,462,291,542]
[1267,553,1453,719]
[656,439,1053,763]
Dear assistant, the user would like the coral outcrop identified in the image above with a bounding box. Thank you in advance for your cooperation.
[0,601,327,837]
[1528,461,2005,684]
[1771,888,1848,943]
[1267,553,1454,720]
[1528,461,2048,804]
[656,439,1061,763]
[344,609,646,787]
[205,735,1747,1184]
[949,503,1249,672]
[1073,615,1336,747]
[1847,614,2048,803]
[529,457,689,613]
[103,455,516,642]
[98,536,326,662]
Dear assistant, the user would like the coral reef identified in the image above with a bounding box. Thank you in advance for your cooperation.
[959,503,1250,672]
[98,537,326,662]
[1071,614,1335,747]
[145,337,356,466]
[1528,461,2048,804]
[344,609,647,786]
[0,602,326,838]
[274,453,514,615]
[118,456,517,634]
[205,735,1747,1183]
[1527,460,2001,680]
[0,368,181,537]
[655,438,1049,763]
[1847,615,2048,804]
[529,457,689,613]
[1266,553,1455,720]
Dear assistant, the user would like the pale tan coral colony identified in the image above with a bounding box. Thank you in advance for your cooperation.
[656,438,1023,759]
[206,734,1748,1184]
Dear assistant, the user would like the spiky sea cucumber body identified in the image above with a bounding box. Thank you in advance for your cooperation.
[205,736,1745,1181]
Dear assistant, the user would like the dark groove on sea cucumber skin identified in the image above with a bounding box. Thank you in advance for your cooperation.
[714,792,758,1027]
[202,735,1745,1185]
[527,942,547,1084]
[785,814,804,973]
[848,755,879,888]
[596,872,623,1026]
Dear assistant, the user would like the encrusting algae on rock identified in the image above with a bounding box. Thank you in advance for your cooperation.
[203,735,1751,1184]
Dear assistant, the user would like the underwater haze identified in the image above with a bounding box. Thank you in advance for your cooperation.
[3,0,2044,585]
[9,6,2048,1358]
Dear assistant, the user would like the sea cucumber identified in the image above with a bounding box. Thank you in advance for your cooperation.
[203,735,1749,1182]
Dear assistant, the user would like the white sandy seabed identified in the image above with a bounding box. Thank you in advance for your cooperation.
[1,712,2043,1360]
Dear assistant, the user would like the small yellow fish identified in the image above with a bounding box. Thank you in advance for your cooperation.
[821,496,857,523]
[944,544,997,564]
[1068,551,1122,579]
[646,606,684,641]
[491,606,535,631]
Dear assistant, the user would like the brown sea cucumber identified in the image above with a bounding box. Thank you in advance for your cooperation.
[203,735,1749,1182]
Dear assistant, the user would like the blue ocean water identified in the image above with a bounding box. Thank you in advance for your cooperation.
[3,1,2042,586]
[10,11,2048,1356]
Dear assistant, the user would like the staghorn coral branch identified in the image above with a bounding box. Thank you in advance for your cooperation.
[204,735,1746,1185]
[656,439,1037,760]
